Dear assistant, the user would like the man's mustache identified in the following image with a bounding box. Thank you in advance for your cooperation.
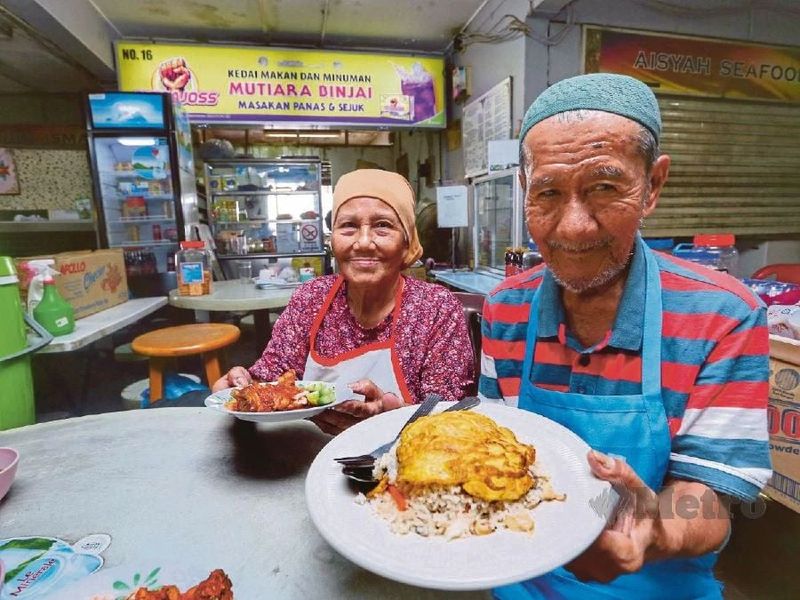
[547,239,612,252]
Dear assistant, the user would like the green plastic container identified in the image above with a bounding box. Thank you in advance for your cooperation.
[0,256,36,429]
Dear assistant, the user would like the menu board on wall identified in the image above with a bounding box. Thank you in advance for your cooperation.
[462,77,512,178]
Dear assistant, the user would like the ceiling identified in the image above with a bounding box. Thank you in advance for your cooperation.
[0,0,528,94]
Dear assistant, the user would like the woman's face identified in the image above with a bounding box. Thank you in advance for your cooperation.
[332,196,408,288]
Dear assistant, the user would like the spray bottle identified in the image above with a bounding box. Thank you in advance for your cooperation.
[23,259,75,336]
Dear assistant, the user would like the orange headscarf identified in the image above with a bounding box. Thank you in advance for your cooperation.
[332,169,423,267]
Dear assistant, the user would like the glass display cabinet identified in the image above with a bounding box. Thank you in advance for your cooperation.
[472,168,526,275]
[204,158,325,279]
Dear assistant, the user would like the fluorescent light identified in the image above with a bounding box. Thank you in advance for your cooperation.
[300,133,341,139]
[264,132,340,139]
[118,137,157,146]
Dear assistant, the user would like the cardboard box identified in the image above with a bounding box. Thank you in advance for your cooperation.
[766,350,800,514]
[17,249,129,320]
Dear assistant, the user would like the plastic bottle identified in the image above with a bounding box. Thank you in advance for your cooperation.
[33,277,75,336]
[693,234,739,276]
[504,247,514,277]
[522,240,543,270]
[176,240,212,296]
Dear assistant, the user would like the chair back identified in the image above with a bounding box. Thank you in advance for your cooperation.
[751,263,800,285]
[451,292,485,396]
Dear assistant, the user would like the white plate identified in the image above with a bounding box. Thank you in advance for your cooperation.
[204,381,342,423]
[305,402,616,591]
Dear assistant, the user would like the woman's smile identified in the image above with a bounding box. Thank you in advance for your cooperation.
[349,257,381,265]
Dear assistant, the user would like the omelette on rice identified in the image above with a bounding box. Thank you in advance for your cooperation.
[364,411,565,539]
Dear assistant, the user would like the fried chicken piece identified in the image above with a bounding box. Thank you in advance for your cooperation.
[127,586,181,600]
[227,370,308,412]
[181,569,234,600]
[126,570,233,600]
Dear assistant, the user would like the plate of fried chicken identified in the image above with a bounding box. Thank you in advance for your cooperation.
[204,370,341,423]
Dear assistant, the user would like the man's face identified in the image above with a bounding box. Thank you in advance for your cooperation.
[520,113,667,293]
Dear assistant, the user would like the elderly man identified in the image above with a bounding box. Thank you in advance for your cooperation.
[480,74,771,599]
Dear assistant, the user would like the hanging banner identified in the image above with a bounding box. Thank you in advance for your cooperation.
[116,42,445,127]
[584,27,800,102]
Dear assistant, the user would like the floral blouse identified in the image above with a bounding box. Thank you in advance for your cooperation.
[249,275,474,403]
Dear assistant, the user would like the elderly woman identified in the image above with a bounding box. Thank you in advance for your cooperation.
[213,169,473,434]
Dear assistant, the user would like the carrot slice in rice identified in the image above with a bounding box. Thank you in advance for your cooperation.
[387,484,408,511]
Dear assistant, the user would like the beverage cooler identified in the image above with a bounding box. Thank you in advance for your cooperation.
[204,158,326,279]
[472,168,527,275]
[85,91,199,296]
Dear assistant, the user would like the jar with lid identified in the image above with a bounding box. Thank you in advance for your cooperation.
[692,234,739,276]
[176,241,213,296]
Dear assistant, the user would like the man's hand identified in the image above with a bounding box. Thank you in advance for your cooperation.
[566,450,664,583]
[211,366,252,392]
[566,450,729,584]
[310,379,405,435]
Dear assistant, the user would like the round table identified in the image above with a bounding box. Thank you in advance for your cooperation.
[169,280,295,340]
[0,409,491,599]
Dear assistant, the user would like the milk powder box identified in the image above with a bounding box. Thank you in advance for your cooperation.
[766,340,800,514]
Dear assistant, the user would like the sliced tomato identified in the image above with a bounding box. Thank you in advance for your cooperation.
[387,484,407,512]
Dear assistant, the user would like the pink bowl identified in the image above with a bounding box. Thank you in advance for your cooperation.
[0,447,19,501]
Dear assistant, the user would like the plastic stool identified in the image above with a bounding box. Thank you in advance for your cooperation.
[132,323,240,406]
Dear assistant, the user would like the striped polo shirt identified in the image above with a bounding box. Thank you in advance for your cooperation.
[479,241,772,501]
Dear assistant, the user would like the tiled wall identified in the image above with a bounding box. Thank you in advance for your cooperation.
[0,149,93,212]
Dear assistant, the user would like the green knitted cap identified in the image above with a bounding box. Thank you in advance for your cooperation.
[519,73,661,149]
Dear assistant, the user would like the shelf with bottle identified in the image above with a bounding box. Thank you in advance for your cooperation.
[110,240,179,248]
[107,194,175,202]
[217,251,326,260]
[99,171,171,181]
[213,218,321,226]
[209,189,316,197]
[109,216,177,224]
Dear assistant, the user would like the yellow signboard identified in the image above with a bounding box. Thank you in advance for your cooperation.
[116,42,446,128]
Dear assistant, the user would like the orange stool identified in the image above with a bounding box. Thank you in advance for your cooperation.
[131,323,240,406]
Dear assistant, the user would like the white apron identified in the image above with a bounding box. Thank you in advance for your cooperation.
[303,275,413,404]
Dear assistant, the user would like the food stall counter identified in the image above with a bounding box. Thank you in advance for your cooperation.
[431,270,503,296]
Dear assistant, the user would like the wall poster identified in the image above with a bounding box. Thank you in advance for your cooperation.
[462,77,512,179]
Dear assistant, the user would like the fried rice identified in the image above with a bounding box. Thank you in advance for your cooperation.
[359,442,565,540]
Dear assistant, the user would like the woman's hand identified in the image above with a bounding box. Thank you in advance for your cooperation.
[310,379,405,435]
[211,366,252,392]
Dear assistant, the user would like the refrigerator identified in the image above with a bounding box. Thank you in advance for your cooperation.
[472,168,526,275]
[85,91,199,296]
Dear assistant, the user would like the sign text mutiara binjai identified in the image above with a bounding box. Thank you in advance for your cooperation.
[116,42,446,127]
[585,27,800,102]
